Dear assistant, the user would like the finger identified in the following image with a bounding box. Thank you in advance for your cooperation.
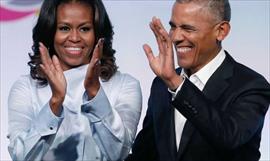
[39,64,47,74]
[155,17,166,33]
[150,17,163,43]
[52,55,63,73]
[39,63,52,79]
[143,44,155,63]
[153,17,168,43]
[98,38,104,59]
[150,17,165,54]
[39,42,54,69]
[39,42,48,65]
[155,18,172,49]
[159,28,172,50]
[90,38,104,66]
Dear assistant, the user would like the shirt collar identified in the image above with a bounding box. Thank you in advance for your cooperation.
[181,49,226,87]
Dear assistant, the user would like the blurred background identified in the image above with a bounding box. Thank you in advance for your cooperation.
[1,0,269,160]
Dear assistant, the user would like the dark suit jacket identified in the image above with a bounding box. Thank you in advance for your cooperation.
[126,53,270,161]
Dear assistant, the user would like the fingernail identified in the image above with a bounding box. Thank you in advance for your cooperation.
[95,59,101,66]
[100,38,105,43]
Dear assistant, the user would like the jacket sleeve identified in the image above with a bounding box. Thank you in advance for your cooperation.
[171,78,270,150]
[81,75,142,161]
[8,76,63,161]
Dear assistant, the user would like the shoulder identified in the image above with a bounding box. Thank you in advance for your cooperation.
[102,71,141,93]
[224,52,266,82]
[8,75,35,103]
[9,74,43,95]
[223,55,270,96]
[10,75,33,90]
[109,71,140,86]
[233,60,269,87]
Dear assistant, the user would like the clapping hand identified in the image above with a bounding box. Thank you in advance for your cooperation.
[39,42,66,116]
[84,38,104,98]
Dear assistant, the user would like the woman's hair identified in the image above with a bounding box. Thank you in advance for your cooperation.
[28,0,117,86]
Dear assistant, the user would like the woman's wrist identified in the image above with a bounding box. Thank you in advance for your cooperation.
[49,96,64,116]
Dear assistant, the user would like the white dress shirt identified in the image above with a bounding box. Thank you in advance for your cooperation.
[8,64,142,161]
[171,49,226,150]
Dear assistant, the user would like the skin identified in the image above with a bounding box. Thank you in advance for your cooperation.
[39,2,104,116]
[143,2,230,90]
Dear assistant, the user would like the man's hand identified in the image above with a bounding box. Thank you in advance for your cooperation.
[143,17,182,90]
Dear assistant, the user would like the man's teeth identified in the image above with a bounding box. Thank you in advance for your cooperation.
[177,47,191,53]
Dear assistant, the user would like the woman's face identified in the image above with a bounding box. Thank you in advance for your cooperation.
[54,2,95,71]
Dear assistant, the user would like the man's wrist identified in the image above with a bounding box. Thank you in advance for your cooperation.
[167,75,184,91]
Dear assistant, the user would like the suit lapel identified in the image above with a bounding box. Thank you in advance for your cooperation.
[176,52,235,160]
[203,52,233,101]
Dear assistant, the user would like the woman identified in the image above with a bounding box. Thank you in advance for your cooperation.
[7,0,142,160]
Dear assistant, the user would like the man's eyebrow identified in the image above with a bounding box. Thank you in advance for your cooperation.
[169,21,197,30]
[180,24,196,30]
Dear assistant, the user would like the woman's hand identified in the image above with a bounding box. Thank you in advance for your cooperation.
[39,42,66,116]
[84,38,104,98]
[143,17,182,90]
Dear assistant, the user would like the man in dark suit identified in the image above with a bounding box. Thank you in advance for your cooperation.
[126,0,270,161]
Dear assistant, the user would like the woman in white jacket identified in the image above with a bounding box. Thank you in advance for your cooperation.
[8,0,142,160]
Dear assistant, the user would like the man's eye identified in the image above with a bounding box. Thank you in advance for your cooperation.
[170,26,176,30]
[182,27,196,32]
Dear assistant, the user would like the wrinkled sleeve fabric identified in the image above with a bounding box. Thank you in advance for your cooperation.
[8,76,63,161]
[81,74,142,161]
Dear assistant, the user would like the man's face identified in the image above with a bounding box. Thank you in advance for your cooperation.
[169,2,221,74]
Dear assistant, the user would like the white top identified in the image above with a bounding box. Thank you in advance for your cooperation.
[8,64,142,161]
[172,49,226,150]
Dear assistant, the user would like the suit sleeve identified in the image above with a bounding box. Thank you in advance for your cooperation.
[171,78,270,150]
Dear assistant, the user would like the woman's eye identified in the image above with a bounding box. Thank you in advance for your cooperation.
[59,26,70,31]
[80,27,91,32]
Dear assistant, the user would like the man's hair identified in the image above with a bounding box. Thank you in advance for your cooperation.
[176,0,231,22]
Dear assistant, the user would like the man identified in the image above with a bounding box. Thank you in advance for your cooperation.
[126,0,270,161]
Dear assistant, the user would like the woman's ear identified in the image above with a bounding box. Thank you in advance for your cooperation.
[216,21,231,41]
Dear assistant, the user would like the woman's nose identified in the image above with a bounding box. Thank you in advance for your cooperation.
[69,30,81,42]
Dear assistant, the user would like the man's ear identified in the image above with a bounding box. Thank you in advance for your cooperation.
[216,21,231,41]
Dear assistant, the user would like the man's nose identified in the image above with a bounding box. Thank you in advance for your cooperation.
[170,28,184,43]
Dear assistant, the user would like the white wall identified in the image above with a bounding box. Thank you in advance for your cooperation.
[1,1,269,160]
